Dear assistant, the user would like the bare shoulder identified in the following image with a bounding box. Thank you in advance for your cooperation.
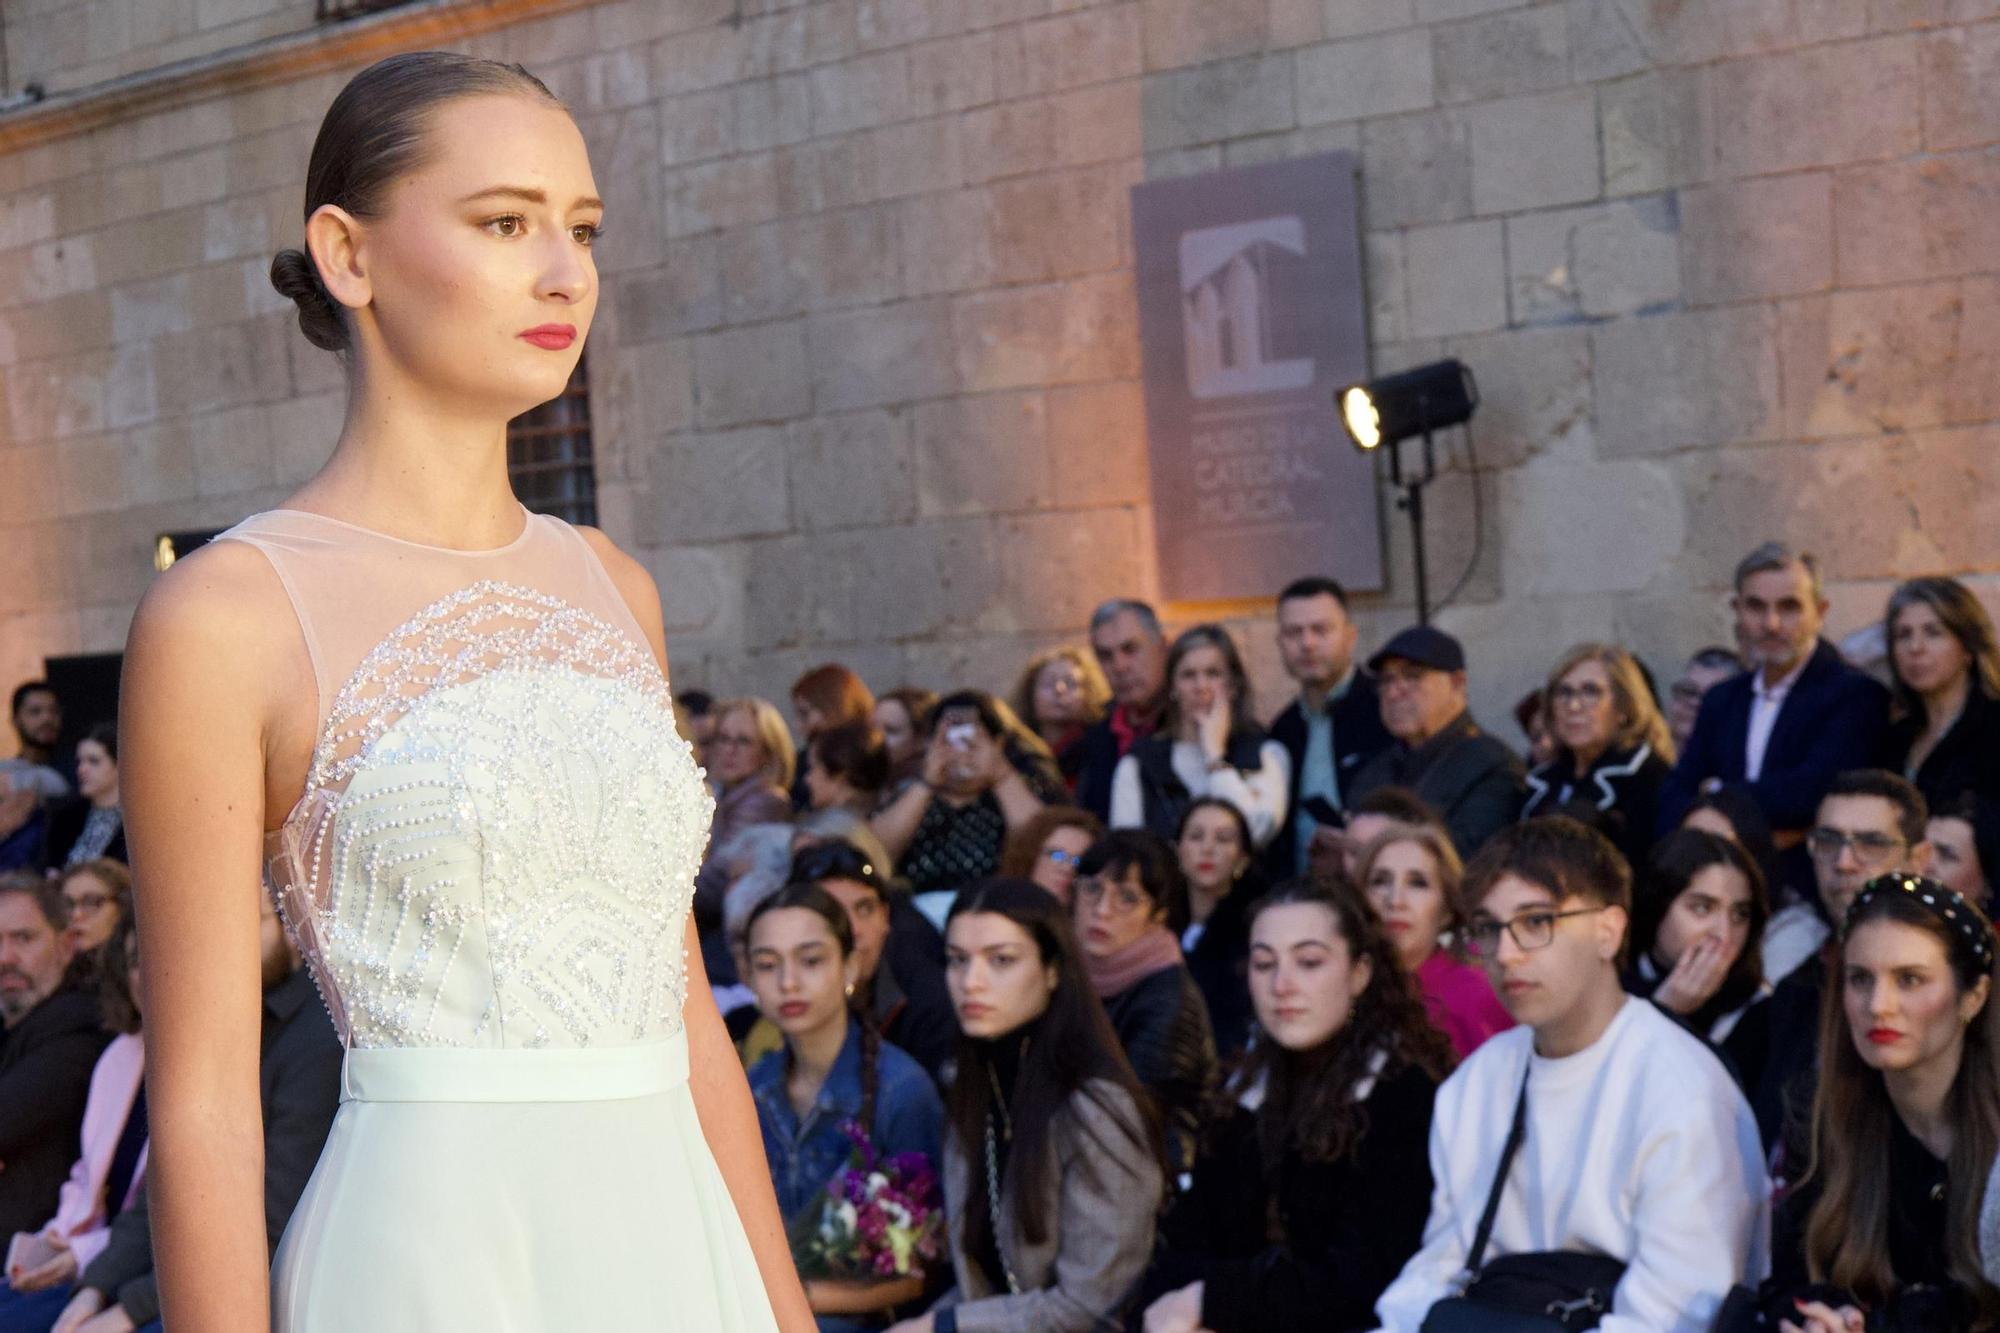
[128,538,295,675]
[572,525,670,671]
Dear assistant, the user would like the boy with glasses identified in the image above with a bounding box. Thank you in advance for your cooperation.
[1371,818,1766,1332]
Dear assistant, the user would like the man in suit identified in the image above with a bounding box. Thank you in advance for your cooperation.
[1658,543,1890,844]
[1265,576,1393,879]
[1074,599,1170,821]
[1348,626,1526,859]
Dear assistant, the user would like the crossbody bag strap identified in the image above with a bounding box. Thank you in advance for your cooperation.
[1465,1060,1532,1275]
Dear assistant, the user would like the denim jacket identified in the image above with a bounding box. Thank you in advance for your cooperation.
[749,1019,946,1225]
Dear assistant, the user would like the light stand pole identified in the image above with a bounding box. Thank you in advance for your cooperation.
[1383,425,1439,625]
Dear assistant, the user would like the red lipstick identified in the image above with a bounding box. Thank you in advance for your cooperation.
[1866,1027,1902,1045]
[520,324,576,350]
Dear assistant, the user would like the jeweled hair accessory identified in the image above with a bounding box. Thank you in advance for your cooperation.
[1843,872,1997,975]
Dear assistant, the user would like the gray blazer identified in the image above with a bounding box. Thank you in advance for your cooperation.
[935,1079,1163,1333]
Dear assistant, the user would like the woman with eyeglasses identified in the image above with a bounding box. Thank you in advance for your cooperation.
[697,698,799,926]
[55,859,131,959]
[1069,831,1217,1173]
[1760,873,2000,1333]
[1011,647,1112,794]
[884,879,1164,1333]
[1879,577,2000,815]
[997,807,1105,908]
[1139,878,1452,1333]
[1624,829,1772,1091]
[1519,644,1674,869]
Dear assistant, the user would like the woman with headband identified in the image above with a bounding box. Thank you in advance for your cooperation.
[1763,873,2000,1332]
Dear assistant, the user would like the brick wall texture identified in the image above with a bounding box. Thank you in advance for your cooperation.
[4,0,1999,731]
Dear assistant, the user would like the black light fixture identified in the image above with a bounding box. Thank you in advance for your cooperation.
[1336,359,1479,625]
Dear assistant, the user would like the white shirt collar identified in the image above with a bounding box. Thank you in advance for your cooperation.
[1751,650,1810,704]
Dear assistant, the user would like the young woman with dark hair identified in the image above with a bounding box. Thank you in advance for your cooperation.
[744,884,945,1331]
[1071,831,1218,1171]
[886,880,1165,1333]
[39,725,123,873]
[1626,828,1773,1089]
[1880,576,2000,812]
[1173,798,1260,1057]
[1109,625,1290,849]
[1764,873,2000,1332]
[804,722,892,818]
[875,688,940,791]
[1141,877,1452,1333]
[121,51,804,1326]
[793,665,878,811]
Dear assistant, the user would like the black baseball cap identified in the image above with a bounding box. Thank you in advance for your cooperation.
[1367,625,1466,674]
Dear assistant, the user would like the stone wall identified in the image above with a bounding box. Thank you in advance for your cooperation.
[2,0,1999,736]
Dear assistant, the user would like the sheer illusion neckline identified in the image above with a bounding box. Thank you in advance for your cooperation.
[267,504,538,555]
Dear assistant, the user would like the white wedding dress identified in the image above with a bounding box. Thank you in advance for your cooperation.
[217,506,778,1330]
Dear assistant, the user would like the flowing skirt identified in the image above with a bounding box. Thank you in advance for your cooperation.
[271,1033,777,1331]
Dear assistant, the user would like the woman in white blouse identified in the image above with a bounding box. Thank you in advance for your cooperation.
[1110,625,1291,849]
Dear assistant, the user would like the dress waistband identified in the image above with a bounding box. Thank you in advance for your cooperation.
[340,1031,689,1104]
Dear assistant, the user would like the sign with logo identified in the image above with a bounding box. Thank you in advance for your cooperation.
[1131,153,1381,602]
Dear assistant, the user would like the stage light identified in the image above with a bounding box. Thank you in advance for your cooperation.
[153,529,222,573]
[1339,386,1382,451]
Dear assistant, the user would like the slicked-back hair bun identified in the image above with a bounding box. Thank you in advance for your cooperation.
[271,51,563,357]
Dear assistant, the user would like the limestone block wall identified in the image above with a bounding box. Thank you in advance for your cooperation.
[2,0,1998,737]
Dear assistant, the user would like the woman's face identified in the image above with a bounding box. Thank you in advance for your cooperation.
[1365,838,1450,969]
[802,749,849,811]
[1171,644,1231,727]
[1892,602,1973,699]
[320,94,601,421]
[1033,658,1087,729]
[1842,918,1988,1077]
[746,907,856,1042]
[1073,864,1161,959]
[1654,864,1755,972]
[60,871,121,952]
[874,700,918,764]
[817,876,889,985]
[946,911,1057,1040]
[75,740,117,804]
[710,709,767,788]
[1249,902,1372,1052]
[1029,825,1094,905]
[1928,816,1991,908]
[1550,657,1619,758]
[793,696,829,740]
[1177,805,1248,899]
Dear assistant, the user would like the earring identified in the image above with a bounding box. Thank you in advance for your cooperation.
[844,982,855,998]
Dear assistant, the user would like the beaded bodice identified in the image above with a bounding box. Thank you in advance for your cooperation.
[217,508,711,1050]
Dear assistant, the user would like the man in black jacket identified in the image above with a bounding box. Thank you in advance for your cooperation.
[1347,627,1526,860]
[1074,599,1170,821]
[1265,577,1393,880]
[61,892,341,1332]
[0,872,108,1241]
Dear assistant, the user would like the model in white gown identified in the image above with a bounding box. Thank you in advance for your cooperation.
[216,505,779,1330]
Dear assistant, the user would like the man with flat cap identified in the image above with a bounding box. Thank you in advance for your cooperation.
[1347,626,1527,858]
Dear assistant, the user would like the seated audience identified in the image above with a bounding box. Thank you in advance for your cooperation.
[0,685,66,874]
[1520,643,1674,869]
[1075,600,1170,822]
[1668,646,1745,755]
[697,697,798,927]
[1929,792,1999,913]
[1141,877,1451,1333]
[0,925,143,1330]
[1625,829,1771,1089]
[1111,625,1288,850]
[1660,542,1890,845]
[1011,647,1110,792]
[1880,576,2000,812]
[1265,577,1392,881]
[1071,833,1218,1172]
[1511,688,1555,770]
[674,687,717,772]
[1756,770,1931,1149]
[1339,787,1445,882]
[803,722,891,819]
[57,891,340,1333]
[53,862,129,989]
[1371,818,1767,1331]
[0,875,108,1243]
[872,693,1061,922]
[1761,873,2000,1332]
[744,885,945,1331]
[891,879,1165,1333]
[1350,627,1526,859]
[38,728,122,874]
[794,840,957,1084]
[794,665,877,782]
[996,807,1104,908]
[705,820,800,991]
[1357,822,1512,1059]
[874,688,939,792]
[1173,798,1260,1058]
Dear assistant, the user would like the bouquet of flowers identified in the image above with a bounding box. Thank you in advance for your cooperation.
[789,1120,943,1280]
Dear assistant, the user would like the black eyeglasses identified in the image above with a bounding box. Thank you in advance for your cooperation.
[1467,906,1609,953]
[791,841,888,892]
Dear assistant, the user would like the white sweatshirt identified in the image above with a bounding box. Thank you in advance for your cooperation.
[1372,996,1769,1333]
[1108,739,1292,848]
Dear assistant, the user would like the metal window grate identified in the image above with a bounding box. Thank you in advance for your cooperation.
[317,0,421,19]
[507,357,599,527]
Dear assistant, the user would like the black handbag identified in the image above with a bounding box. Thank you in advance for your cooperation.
[1419,1066,1627,1332]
